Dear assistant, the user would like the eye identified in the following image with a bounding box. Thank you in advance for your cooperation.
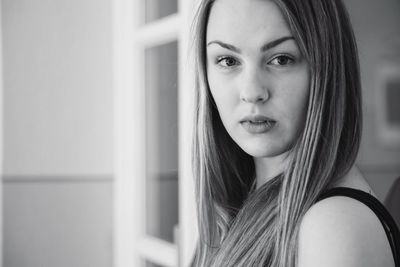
[216,56,240,68]
[268,55,294,66]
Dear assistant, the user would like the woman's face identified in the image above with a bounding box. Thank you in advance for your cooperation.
[206,0,310,158]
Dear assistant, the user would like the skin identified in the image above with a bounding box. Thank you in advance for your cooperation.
[206,0,310,185]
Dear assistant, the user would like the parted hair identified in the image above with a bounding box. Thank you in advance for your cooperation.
[191,0,362,266]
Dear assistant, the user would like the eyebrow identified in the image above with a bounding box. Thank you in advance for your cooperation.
[260,36,294,52]
[207,36,295,53]
[207,40,241,53]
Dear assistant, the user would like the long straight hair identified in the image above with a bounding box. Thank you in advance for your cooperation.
[191,0,362,266]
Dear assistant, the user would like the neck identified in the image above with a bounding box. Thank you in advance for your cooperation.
[254,151,289,189]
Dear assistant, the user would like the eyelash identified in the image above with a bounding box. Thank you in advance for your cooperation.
[269,54,295,66]
[216,56,240,68]
[215,54,295,69]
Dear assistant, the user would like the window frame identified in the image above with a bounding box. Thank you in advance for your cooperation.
[113,0,198,266]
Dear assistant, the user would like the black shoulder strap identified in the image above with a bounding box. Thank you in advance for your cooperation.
[318,187,400,267]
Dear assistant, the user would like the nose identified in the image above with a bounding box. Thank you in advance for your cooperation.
[239,69,270,104]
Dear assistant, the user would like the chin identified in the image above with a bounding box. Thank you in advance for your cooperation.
[241,144,286,158]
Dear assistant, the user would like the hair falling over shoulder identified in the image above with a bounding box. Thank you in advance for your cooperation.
[191,0,362,266]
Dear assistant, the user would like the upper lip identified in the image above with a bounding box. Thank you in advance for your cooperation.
[240,114,275,123]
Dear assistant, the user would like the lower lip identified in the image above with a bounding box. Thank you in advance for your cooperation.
[240,120,276,134]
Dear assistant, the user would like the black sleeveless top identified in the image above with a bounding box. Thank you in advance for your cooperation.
[318,187,400,267]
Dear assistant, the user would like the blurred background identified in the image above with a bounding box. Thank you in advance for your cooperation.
[0,0,399,266]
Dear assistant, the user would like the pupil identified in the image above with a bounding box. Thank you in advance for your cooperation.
[278,57,288,65]
[227,58,235,66]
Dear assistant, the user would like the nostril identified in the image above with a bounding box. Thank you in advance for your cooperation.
[240,89,269,103]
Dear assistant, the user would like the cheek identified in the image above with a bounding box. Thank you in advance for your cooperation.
[208,74,238,117]
[280,71,310,127]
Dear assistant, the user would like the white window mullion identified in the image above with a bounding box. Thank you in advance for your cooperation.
[134,13,181,47]
[0,0,4,263]
[137,236,178,267]
[113,0,146,266]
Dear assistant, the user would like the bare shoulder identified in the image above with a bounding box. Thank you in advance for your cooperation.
[298,195,395,267]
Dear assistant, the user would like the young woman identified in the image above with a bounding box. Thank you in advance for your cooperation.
[191,0,400,266]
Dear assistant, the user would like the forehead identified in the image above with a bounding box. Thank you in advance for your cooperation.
[206,0,292,46]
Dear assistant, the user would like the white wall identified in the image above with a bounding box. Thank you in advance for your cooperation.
[2,0,112,175]
[2,0,113,266]
[345,0,400,200]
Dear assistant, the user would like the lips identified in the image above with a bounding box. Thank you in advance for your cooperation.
[240,115,274,123]
[240,115,276,134]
